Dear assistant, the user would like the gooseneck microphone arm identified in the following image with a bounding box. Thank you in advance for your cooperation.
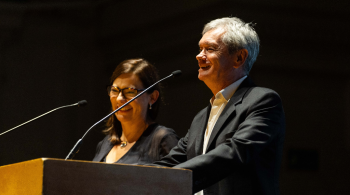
[0,100,88,137]
[65,70,182,160]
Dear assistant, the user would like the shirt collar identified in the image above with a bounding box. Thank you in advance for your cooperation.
[210,75,247,105]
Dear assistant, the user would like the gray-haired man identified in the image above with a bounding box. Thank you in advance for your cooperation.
[155,17,285,195]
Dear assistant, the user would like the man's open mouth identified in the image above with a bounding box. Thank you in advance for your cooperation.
[200,65,210,70]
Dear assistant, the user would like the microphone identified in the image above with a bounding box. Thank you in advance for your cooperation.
[77,100,88,107]
[0,100,88,136]
[65,70,182,160]
[171,70,182,77]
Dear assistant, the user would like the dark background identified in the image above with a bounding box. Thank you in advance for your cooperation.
[1,0,350,194]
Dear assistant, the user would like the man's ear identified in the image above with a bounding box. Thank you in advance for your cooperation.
[233,49,248,69]
[150,90,160,105]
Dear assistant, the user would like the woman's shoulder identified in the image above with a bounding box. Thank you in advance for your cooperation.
[151,124,179,146]
[152,124,177,138]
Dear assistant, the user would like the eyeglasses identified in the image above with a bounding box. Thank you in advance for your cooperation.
[107,86,145,99]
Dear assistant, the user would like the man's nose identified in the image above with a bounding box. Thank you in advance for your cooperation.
[196,50,206,61]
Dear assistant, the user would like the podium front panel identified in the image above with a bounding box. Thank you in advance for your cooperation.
[0,158,192,195]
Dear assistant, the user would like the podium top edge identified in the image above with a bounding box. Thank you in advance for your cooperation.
[5,158,191,172]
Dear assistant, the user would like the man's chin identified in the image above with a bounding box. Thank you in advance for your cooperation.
[198,67,212,78]
[198,73,209,82]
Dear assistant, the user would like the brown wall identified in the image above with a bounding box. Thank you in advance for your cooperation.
[0,0,349,194]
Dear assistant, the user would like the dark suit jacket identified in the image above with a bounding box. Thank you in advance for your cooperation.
[93,124,179,164]
[154,77,285,195]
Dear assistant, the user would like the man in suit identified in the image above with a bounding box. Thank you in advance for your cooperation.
[154,17,285,195]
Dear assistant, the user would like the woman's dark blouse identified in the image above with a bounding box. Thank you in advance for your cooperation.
[92,123,179,164]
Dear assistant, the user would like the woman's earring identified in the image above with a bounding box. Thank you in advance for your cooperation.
[149,103,152,110]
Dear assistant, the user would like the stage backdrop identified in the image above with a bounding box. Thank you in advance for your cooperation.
[0,0,350,194]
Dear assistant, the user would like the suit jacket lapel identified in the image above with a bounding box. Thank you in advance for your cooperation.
[194,104,211,155]
[205,77,256,152]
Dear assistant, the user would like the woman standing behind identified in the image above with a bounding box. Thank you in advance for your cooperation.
[93,58,179,164]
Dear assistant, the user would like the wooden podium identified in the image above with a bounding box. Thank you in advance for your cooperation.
[0,158,192,195]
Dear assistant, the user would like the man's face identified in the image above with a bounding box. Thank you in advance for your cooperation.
[196,28,235,86]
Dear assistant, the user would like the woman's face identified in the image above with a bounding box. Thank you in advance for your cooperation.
[110,73,157,125]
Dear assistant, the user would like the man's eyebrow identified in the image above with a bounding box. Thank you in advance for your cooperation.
[199,41,218,47]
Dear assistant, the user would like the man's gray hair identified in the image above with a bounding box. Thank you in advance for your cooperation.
[203,17,260,74]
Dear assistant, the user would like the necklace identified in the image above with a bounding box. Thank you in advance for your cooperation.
[120,141,127,148]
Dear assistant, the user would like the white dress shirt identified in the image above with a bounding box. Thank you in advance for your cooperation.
[195,75,247,195]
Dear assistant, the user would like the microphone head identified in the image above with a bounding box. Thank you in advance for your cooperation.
[171,70,182,78]
[77,100,88,107]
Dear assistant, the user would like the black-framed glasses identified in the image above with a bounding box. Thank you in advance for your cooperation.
[107,86,145,99]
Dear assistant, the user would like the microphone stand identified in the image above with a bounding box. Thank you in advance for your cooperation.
[0,100,87,136]
[65,70,181,160]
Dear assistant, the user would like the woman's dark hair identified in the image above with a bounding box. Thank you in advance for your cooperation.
[104,58,161,144]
